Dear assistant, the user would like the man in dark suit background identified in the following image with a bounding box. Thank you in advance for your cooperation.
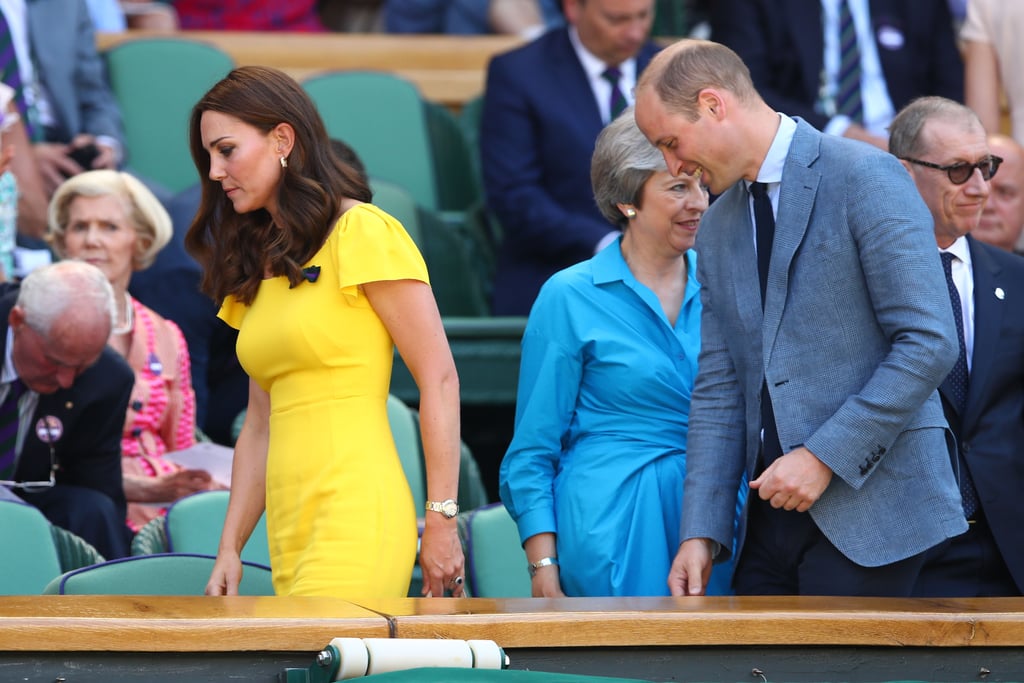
[711,0,962,150]
[890,97,1024,596]
[481,0,661,315]
[1,261,134,559]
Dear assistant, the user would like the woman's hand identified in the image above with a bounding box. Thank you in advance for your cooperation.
[205,550,243,596]
[419,518,465,597]
[123,469,214,503]
[531,566,565,598]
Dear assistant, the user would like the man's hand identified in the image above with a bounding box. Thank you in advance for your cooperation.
[34,142,82,194]
[842,123,888,151]
[750,446,832,512]
[667,538,714,596]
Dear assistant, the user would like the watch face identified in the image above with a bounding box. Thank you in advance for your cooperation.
[442,500,458,517]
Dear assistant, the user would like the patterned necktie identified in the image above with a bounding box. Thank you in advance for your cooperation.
[602,66,628,122]
[939,251,979,518]
[0,10,31,138]
[0,378,25,480]
[835,0,864,124]
[751,182,782,467]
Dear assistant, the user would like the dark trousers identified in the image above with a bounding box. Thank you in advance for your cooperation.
[913,511,1020,597]
[734,493,929,596]
[22,485,131,560]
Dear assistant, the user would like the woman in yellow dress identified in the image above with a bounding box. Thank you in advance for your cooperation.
[185,66,465,598]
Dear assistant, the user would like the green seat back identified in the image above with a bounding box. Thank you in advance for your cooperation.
[460,503,530,598]
[423,100,480,213]
[387,394,425,515]
[0,500,62,594]
[304,71,439,211]
[417,207,490,317]
[371,178,423,246]
[104,38,234,192]
[43,553,273,595]
[164,490,270,566]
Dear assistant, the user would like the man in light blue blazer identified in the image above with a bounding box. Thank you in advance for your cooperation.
[635,40,967,596]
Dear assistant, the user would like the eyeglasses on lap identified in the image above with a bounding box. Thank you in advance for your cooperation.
[900,155,1003,185]
[0,444,57,492]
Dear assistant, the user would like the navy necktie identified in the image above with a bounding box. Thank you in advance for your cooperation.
[751,182,781,467]
[939,251,979,518]
[0,378,25,480]
[602,66,628,122]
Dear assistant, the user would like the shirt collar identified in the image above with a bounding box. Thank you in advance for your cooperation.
[746,113,798,190]
[568,26,637,84]
[941,235,972,266]
[3,327,16,384]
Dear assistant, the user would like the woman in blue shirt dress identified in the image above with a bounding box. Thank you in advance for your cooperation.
[499,108,743,597]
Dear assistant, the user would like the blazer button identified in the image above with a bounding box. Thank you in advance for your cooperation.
[961,441,971,454]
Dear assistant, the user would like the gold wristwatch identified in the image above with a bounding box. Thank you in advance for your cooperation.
[425,499,459,519]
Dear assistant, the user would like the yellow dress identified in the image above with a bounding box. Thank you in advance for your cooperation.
[219,204,421,597]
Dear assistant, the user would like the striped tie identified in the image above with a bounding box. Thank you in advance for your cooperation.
[0,378,25,480]
[0,11,32,139]
[602,66,628,122]
[835,0,863,124]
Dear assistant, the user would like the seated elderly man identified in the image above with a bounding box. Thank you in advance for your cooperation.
[0,261,134,558]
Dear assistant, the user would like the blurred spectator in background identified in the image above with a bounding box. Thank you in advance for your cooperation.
[711,0,963,150]
[385,0,563,39]
[166,0,325,31]
[962,0,1024,146]
[482,0,660,315]
[974,134,1024,256]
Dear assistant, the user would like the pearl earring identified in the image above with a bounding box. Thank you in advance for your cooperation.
[280,156,288,168]
[625,208,636,218]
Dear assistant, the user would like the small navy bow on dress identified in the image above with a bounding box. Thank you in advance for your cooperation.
[302,265,320,283]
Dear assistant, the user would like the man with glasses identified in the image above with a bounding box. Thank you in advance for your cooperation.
[1,260,134,559]
[890,96,1024,597]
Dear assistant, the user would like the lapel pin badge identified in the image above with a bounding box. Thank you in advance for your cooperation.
[995,287,1005,300]
[35,416,64,444]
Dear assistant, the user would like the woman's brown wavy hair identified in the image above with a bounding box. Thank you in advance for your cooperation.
[184,66,371,305]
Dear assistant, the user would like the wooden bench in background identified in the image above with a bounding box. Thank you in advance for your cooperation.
[96,30,525,110]
[3,595,1024,681]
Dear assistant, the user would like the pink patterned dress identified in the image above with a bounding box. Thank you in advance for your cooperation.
[120,297,197,531]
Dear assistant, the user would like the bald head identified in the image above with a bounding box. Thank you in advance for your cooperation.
[976,134,1024,252]
[10,261,116,393]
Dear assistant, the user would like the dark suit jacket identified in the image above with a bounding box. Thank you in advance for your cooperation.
[26,0,125,144]
[0,291,133,520]
[481,28,661,315]
[938,236,1024,592]
[710,0,963,131]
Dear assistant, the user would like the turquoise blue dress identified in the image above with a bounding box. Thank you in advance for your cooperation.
[499,239,743,596]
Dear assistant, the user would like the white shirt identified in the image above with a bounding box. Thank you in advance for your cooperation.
[746,113,798,251]
[819,0,896,139]
[940,236,975,372]
[568,26,638,126]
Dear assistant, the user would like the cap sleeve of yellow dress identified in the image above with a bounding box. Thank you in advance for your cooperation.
[333,203,429,297]
[217,295,247,330]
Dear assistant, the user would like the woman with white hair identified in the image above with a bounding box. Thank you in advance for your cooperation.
[47,170,218,531]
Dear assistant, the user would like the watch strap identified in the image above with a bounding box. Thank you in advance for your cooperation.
[527,556,559,578]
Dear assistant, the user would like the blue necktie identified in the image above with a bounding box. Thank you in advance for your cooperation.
[0,378,25,480]
[940,252,979,518]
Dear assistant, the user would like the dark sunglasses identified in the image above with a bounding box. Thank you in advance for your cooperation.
[900,155,1003,185]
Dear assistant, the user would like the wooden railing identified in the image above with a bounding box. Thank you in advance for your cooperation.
[96,31,526,109]
[3,596,1024,681]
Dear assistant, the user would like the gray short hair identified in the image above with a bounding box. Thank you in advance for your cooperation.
[889,96,983,159]
[17,261,116,335]
[591,107,667,228]
[47,170,173,271]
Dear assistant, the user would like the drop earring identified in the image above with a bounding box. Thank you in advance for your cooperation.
[280,156,288,168]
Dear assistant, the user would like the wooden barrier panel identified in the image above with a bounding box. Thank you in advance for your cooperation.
[95,31,526,108]
[2,596,1024,681]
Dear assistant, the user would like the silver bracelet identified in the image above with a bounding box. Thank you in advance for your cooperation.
[527,556,559,578]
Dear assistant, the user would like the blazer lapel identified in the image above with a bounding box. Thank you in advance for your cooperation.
[762,121,821,363]
[547,29,604,131]
[962,236,1003,428]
